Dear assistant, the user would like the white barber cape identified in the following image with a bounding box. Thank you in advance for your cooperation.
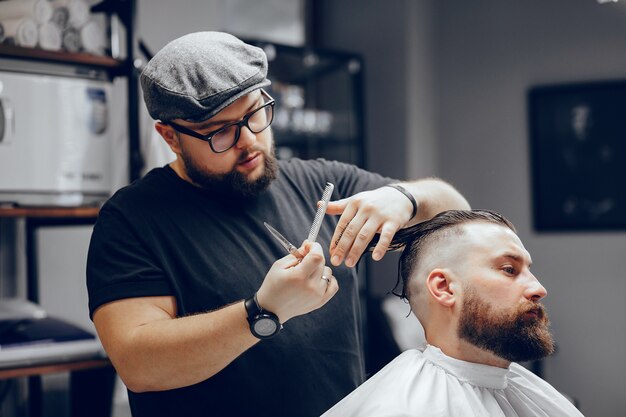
[322,345,584,417]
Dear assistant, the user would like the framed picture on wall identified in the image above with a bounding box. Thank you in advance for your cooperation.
[528,80,626,231]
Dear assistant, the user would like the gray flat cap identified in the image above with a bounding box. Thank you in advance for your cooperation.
[140,31,270,122]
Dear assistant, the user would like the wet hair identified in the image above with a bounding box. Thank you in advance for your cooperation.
[367,209,516,301]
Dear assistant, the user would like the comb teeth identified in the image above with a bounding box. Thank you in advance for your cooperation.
[308,182,335,242]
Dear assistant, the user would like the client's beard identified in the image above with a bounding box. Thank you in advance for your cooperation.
[182,141,279,199]
[458,286,555,363]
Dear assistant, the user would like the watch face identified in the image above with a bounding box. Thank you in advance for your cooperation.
[253,317,278,337]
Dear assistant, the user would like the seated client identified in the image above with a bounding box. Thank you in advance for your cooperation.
[322,210,584,417]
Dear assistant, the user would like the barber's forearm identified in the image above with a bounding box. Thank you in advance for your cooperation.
[398,178,470,226]
[104,301,258,393]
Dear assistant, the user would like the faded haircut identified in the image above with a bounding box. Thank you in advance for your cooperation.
[367,209,516,301]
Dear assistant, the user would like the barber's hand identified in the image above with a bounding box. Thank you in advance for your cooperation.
[326,187,414,267]
[256,241,338,323]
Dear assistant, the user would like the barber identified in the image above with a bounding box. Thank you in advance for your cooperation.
[86,31,470,417]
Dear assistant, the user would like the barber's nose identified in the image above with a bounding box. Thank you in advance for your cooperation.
[525,273,547,302]
[235,125,257,149]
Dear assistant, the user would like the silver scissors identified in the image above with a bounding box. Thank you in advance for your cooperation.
[264,222,305,260]
[264,182,335,260]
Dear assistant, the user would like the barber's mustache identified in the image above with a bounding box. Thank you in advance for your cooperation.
[237,146,268,163]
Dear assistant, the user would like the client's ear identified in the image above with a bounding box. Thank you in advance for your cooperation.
[425,269,456,308]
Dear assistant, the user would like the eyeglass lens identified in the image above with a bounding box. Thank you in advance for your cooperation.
[212,103,273,152]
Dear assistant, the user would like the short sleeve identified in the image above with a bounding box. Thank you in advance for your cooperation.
[86,203,172,318]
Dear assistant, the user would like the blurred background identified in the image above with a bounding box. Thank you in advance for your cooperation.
[0,0,625,416]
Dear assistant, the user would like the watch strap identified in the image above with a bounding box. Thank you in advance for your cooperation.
[244,294,259,320]
[244,293,282,339]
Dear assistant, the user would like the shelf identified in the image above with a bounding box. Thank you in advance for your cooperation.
[0,1,132,414]
[0,358,111,380]
[0,207,100,219]
[0,44,124,70]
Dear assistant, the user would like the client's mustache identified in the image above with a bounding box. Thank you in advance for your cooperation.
[518,302,548,322]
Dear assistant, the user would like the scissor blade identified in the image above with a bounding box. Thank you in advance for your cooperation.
[307,182,334,243]
[264,222,304,260]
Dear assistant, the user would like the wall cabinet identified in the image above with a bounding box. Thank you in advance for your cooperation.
[247,40,366,168]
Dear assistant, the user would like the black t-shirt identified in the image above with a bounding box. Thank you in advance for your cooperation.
[87,158,392,417]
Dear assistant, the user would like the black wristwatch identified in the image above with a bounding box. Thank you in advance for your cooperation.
[244,293,282,339]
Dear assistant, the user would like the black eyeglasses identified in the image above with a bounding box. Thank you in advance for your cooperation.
[166,89,275,153]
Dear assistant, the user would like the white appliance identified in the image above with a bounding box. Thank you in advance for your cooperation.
[0,70,112,206]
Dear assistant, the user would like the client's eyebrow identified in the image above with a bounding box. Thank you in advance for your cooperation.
[498,252,532,267]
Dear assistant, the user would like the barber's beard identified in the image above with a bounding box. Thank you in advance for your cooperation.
[181,141,278,199]
[458,287,555,363]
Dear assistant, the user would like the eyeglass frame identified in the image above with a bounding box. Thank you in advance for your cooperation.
[164,89,275,154]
